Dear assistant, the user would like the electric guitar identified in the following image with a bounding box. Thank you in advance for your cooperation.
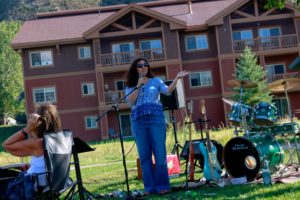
[199,99,222,181]
[187,101,195,181]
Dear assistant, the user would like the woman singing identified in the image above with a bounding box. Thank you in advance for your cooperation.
[125,58,189,195]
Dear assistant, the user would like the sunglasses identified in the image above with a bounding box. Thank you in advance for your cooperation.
[137,63,149,68]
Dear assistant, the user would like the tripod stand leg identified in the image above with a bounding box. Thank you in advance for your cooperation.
[170,110,183,160]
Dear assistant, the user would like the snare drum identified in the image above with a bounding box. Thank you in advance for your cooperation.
[253,102,278,127]
[271,122,300,136]
[223,133,284,181]
[229,103,252,126]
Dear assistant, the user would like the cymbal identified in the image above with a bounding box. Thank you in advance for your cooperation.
[222,97,238,106]
[227,79,258,88]
[268,78,300,93]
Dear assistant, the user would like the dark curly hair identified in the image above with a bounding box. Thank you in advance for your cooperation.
[126,58,154,87]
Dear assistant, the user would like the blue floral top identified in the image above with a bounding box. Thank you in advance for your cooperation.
[126,77,171,120]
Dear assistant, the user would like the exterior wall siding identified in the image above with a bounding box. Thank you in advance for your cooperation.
[23,43,95,77]
[162,22,180,60]
[217,15,233,55]
[180,27,218,61]
[25,74,98,111]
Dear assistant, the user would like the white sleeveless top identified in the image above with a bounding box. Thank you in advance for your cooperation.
[27,156,46,186]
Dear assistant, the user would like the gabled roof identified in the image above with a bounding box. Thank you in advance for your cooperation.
[83,4,186,39]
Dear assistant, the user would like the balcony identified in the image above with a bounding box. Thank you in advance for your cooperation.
[233,34,298,53]
[100,48,165,66]
[266,72,300,83]
[104,90,126,104]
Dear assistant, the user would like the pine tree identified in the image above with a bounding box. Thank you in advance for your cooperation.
[233,46,272,107]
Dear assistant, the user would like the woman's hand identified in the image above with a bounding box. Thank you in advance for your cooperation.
[176,70,190,79]
[24,113,41,135]
[137,76,146,88]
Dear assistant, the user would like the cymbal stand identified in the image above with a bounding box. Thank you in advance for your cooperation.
[234,86,249,137]
[278,82,300,177]
[283,82,293,122]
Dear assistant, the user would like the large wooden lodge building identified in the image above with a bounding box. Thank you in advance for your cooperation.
[12,0,300,141]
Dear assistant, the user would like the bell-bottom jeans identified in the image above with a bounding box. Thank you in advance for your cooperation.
[131,114,170,193]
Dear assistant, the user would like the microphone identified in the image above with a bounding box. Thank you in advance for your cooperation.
[138,73,145,88]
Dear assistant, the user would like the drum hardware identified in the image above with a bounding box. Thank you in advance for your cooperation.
[268,77,300,122]
[222,97,238,106]
[268,77,300,175]
[277,134,300,177]
[227,79,257,136]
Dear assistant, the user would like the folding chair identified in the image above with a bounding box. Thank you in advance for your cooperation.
[35,130,74,200]
[0,130,74,200]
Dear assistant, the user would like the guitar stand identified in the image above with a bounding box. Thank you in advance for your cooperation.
[200,179,218,188]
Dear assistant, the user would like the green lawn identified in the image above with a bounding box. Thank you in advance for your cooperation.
[1,124,300,199]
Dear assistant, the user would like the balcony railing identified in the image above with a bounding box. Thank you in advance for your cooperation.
[104,90,126,104]
[233,34,298,53]
[100,48,165,66]
[266,72,300,83]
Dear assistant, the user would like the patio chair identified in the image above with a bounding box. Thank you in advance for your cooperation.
[108,128,119,140]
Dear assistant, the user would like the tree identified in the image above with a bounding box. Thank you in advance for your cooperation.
[265,0,300,9]
[232,47,272,107]
[0,21,24,124]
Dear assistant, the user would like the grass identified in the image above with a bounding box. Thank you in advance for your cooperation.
[1,122,300,199]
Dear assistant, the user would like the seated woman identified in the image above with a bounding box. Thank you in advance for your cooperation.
[0,104,62,199]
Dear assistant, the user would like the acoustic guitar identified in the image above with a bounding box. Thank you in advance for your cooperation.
[199,99,222,181]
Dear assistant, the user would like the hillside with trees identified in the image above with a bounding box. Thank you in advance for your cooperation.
[0,0,156,21]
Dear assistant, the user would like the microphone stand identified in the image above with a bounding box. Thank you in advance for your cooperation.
[95,86,140,200]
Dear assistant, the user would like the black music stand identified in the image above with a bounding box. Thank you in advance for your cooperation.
[69,137,99,200]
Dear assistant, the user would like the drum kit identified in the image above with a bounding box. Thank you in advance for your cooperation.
[223,78,300,182]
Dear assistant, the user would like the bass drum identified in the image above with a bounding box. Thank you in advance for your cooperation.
[223,133,284,181]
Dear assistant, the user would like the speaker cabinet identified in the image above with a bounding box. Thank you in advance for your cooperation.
[160,79,185,110]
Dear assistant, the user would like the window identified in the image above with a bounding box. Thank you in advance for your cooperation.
[189,71,212,87]
[112,42,134,53]
[30,50,53,67]
[85,116,98,129]
[112,42,135,63]
[140,39,163,60]
[79,46,92,59]
[259,27,281,43]
[82,83,95,96]
[272,98,288,117]
[233,30,253,45]
[33,87,56,103]
[116,80,126,91]
[266,64,285,76]
[185,34,208,51]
